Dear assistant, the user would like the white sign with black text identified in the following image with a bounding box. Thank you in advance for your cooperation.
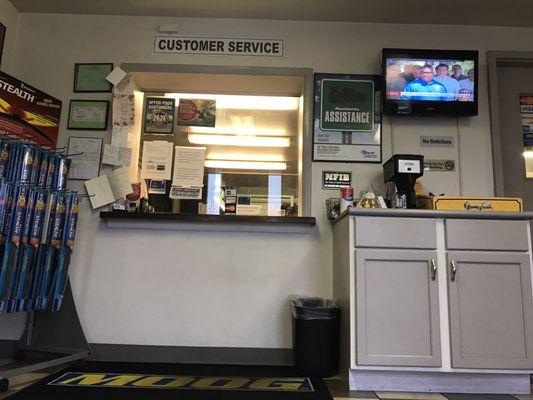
[420,136,455,148]
[322,171,352,190]
[154,36,283,57]
[424,159,456,172]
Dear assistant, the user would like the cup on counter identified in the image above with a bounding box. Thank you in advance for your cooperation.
[340,187,354,213]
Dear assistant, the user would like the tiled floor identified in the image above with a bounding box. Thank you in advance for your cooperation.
[326,379,533,400]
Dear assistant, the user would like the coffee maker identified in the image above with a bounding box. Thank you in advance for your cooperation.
[383,154,424,209]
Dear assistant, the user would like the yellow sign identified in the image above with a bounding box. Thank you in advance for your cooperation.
[48,372,314,392]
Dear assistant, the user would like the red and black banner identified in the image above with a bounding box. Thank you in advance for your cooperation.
[0,71,62,146]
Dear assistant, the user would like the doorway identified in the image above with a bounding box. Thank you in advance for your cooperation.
[489,52,533,210]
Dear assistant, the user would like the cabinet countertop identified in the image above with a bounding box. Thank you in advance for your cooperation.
[333,208,533,222]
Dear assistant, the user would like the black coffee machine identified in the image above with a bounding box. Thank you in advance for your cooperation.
[383,154,424,209]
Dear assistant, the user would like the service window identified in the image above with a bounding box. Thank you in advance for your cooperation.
[140,79,304,217]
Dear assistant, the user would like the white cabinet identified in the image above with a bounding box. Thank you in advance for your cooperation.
[447,252,533,369]
[355,249,441,367]
[332,212,533,393]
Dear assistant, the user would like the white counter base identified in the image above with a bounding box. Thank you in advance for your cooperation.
[349,370,531,394]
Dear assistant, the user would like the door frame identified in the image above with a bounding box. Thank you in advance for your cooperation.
[488,51,533,196]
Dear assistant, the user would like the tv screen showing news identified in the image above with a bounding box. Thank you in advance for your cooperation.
[382,49,478,116]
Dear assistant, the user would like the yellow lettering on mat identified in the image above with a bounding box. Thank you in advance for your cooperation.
[48,372,314,392]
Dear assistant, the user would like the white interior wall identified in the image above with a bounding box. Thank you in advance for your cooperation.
[2,13,533,347]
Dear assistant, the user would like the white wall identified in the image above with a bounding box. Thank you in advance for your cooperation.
[3,13,533,348]
[0,0,18,73]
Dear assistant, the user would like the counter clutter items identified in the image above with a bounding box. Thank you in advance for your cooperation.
[0,140,80,313]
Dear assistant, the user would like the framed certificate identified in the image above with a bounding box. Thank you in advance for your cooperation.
[68,100,109,130]
[67,136,103,180]
[74,63,113,93]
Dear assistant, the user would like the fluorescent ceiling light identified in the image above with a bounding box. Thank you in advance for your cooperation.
[523,151,533,158]
[164,93,299,110]
[207,153,285,162]
[188,134,290,147]
[205,160,287,170]
[187,126,288,137]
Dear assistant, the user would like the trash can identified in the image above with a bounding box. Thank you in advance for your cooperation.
[290,296,340,377]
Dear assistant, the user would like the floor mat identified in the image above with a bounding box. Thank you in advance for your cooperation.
[7,360,333,400]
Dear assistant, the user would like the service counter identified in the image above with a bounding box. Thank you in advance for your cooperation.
[332,208,533,394]
[100,211,316,234]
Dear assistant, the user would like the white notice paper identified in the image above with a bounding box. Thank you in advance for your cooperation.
[107,166,134,200]
[113,94,135,127]
[106,67,128,86]
[111,126,129,147]
[172,146,206,188]
[102,144,132,166]
[141,141,174,180]
[84,175,115,209]
[67,137,103,180]
[84,166,133,209]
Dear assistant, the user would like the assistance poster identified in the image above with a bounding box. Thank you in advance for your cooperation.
[0,71,62,146]
[177,99,216,127]
[520,95,533,148]
[313,73,381,163]
[145,97,175,134]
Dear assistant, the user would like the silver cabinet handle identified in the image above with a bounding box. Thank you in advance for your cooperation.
[431,259,437,281]
[450,260,457,281]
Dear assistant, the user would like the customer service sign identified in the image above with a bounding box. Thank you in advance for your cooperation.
[154,36,283,57]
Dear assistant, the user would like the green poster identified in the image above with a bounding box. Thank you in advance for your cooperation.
[320,79,374,132]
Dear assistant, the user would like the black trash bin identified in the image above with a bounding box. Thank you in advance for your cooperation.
[290,296,340,377]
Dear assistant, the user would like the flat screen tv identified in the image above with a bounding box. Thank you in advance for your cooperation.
[382,48,478,117]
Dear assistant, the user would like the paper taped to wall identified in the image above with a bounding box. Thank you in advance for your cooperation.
[84,166,133,209]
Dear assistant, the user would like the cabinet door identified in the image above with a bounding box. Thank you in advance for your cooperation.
[356,249,441,367]
[447,252,533,369]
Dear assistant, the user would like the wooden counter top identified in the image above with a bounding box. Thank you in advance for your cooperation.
[333,207,533,222]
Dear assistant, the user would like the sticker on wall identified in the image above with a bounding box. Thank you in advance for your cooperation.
[520,94,533,147]
[169,186,202,200]
[424,159,456,172]
[313,73,382,163]
[145,97,175,134]
[420,136,455,148]
[322,171,352,190]
[177,99,216,127]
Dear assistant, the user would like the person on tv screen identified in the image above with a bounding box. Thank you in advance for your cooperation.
[400,64,415,82]
[413,65,422,80]
[401,64,447,101]
[458,69,475,101]
[451,64,467,81]
[386,63,407,95]
[434,64,460,101]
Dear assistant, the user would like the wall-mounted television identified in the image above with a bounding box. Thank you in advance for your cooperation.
[382,48,478,117]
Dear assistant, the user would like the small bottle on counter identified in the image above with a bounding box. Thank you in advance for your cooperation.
[340,187,354,213]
